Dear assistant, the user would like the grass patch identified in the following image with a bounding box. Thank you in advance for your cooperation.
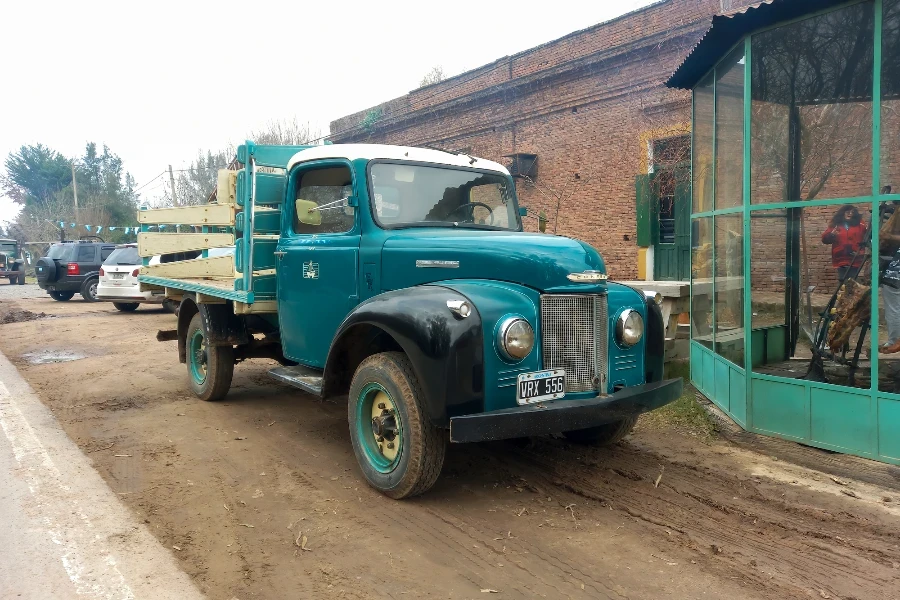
[639,360,718,440]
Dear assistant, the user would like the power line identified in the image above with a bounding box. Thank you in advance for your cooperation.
[133,171,167,193]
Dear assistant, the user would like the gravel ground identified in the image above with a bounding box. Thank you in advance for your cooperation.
[0,283,49,301]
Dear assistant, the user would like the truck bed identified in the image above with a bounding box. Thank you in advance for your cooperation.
[136,142,308,314]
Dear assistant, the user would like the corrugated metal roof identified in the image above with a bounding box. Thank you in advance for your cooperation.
[665,0,853,89]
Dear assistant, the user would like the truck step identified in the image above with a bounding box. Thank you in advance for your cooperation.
[268,364,324,396]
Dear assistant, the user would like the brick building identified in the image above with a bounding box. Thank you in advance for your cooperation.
[329,0,765,281]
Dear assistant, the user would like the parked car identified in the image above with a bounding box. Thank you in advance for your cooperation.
[97,245,236,312]
[96,244,165,311]
[35,240,117,301]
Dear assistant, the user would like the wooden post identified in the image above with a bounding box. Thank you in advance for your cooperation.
[169,165,178,207]
[71,161,79,225]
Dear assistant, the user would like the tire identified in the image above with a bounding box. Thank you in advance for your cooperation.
[80,277,99,302]
[48,291,75,301]
[113,302,140,312]
[17,273,24,285]
[562,417,638,446]
[348,352,446,499]
[35,257,57,283]
[186,312,234,401]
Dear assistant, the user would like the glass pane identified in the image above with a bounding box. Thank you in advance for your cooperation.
[882,0,900,194]
[715,46,745,210]
[752,202,873,390]
[878,199,900,392]
[751,3,874,204]
[714,214,744,365]
[692,217,713,348]
[693,73,714,213]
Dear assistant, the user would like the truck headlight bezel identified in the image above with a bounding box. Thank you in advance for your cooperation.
[615,309,644,348]
[497,316,534,362]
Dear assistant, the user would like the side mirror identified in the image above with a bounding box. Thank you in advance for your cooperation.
[519,207,528,217]
[25,252,32,264]
[296,199,323,226]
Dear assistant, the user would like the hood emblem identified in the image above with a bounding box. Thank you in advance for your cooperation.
[567,270,607,283]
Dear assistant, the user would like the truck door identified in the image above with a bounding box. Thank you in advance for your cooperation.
[276,162,360,368]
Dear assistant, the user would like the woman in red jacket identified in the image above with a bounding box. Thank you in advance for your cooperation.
[822,205,867,281]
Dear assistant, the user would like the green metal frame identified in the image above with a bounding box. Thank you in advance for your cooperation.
[689,0,900,465]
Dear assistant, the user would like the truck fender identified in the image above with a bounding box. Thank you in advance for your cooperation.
[176,295,250,363]
[323,286,484,427]
[644,296,665,383]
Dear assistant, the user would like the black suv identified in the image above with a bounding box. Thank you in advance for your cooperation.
[35,241,116,301]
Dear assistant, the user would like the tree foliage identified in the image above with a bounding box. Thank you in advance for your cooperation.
[1,142,139,248]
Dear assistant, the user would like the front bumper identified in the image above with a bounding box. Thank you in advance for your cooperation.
[449,378,682,443]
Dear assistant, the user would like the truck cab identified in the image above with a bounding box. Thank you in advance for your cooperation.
[140,142,682,499]
[0,238,28,285]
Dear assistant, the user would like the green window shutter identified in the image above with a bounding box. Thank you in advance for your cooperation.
[635,174,652,246]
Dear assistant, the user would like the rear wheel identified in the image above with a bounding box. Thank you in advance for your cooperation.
[48,291,75,301]
[562,417,638,445]
[113,302,139,312]
[348,352,445,499]
[81,277,99,302]
[186,313,234,401]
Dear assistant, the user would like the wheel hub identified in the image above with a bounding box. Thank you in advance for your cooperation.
[369,391,399,461]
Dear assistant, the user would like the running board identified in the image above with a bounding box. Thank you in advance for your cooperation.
[268,365,324,396]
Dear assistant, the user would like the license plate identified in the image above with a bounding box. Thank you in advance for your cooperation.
[112,273,125,279]
[516,369,565,405]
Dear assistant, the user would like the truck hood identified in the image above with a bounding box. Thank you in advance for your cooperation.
[380,229,607,294]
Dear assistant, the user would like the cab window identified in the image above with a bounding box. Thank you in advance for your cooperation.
[292,166,355,234]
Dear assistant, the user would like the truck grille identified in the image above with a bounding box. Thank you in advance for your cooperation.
[540,294,608,393]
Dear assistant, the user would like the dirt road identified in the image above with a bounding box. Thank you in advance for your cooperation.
[1,287,898,599]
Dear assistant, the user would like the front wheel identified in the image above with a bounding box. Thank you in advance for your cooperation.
[113,302,139,312]
[17,273,24,285]
[348,352,446,499]
[562,417,638,445]
[48,291,75,301]
[186,313,234,401]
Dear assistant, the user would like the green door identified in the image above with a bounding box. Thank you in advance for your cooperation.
[276,162,360,368]
[652,166,690,281]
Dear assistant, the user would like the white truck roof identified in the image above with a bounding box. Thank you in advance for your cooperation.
[286,144,510,175]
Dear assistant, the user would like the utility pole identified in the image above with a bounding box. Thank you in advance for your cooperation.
[168,165,178,207]
[71,161,79,225]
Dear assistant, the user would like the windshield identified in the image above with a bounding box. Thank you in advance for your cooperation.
[47,245,75,261]
[103,247,141,266]
[369,163,520,231]
[0,243,16,254]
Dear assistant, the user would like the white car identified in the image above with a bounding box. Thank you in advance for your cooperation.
[96,244,165,311]
[97,245,236,312]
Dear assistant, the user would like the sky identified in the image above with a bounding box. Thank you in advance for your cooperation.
[0,0,658,225]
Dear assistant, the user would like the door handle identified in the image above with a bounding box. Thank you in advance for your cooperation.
[274,251,286,258]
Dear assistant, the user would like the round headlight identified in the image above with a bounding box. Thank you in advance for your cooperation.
[616,309,644,347]
[498,317,534,361]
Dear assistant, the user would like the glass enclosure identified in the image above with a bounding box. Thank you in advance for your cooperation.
[690,0,900,465]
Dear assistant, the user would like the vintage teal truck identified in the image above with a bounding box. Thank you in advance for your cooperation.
[138,142,682,498]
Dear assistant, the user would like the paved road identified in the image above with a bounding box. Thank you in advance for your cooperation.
[0,347,205,599]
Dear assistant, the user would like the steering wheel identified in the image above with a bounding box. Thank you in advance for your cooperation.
[445,201,495,225]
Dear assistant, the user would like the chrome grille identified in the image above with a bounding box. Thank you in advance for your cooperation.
[541,294,608,393]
